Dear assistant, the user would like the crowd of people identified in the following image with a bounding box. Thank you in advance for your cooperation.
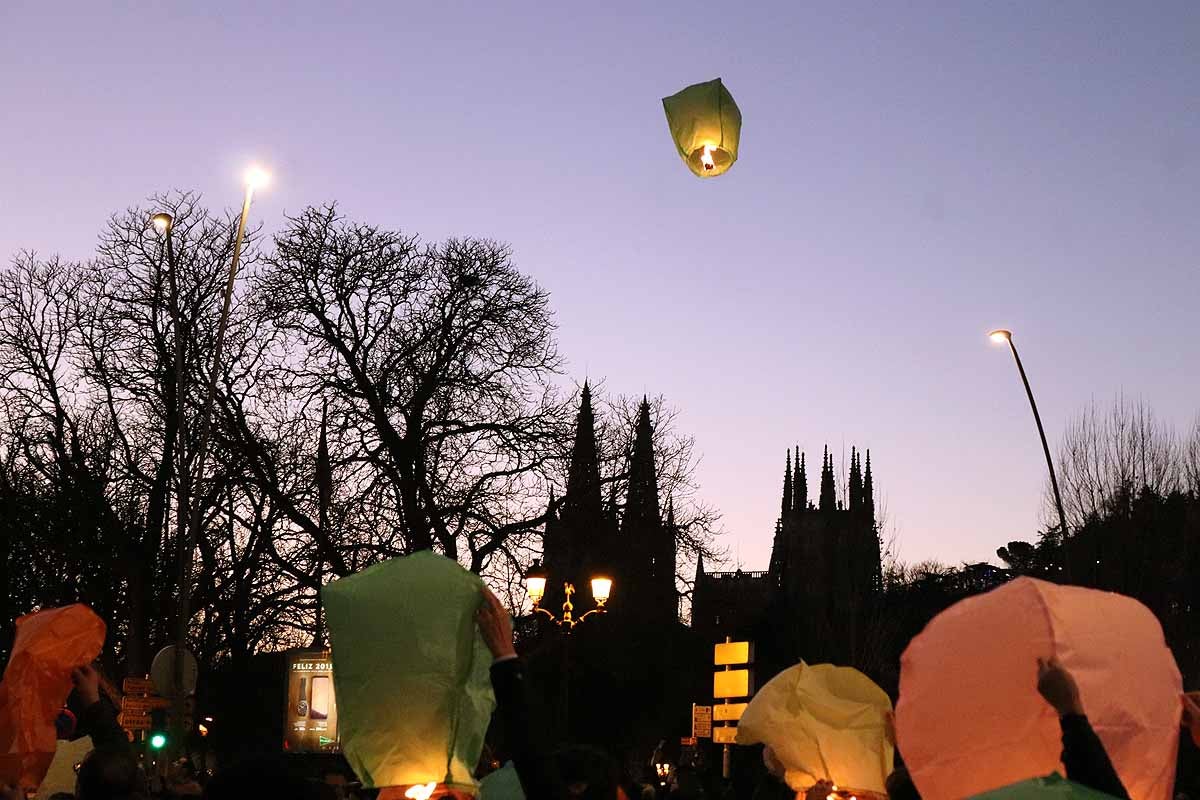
[2,590,1199,800]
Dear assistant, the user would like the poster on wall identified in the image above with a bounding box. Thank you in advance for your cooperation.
[284,650,340,752]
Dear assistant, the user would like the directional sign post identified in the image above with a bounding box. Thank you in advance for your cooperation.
[119,675,172,742]
[713,637,754,780]
[692,704,713,739]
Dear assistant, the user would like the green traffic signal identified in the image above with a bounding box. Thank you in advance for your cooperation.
[149,733,167,750]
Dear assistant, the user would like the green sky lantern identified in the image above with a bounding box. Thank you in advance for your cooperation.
[662,78,742,178]
[323,551,496,795]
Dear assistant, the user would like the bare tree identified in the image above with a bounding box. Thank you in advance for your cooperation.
[241,205,572,570]
[1053,395,1181,528]
[1184,415,1200,497]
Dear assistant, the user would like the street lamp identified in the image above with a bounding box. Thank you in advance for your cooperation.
[523,558,611,632]
[988,329,1071,579]
[172,166,269,751]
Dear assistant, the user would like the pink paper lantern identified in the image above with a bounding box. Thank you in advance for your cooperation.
[896,577,1181,800]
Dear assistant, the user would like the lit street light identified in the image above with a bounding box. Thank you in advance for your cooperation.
[523,558,612,741]
[523,558,611,631]
[173,167,269,751]
[988,329,1071,579]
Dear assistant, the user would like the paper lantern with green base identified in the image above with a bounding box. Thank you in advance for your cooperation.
[968,773,1121,799]
[662,78,742,178]
[323,551,496,798]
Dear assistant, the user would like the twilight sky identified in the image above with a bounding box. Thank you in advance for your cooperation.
[2,2,1197,569]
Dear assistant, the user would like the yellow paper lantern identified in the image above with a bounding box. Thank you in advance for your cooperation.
[736,661,894,797]
[662,78,742,178]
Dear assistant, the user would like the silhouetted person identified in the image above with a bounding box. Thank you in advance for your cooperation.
[477,587,623,799]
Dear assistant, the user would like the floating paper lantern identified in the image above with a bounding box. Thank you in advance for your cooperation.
[736,661,893,797]
[896,577,1182,800]
[324,551,496,797]
[0,604,106,791]
[662,78,742,178]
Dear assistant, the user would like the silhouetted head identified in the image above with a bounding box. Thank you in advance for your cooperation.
[203,757,335,800]
[886,766,921,800]
[75,748,147,800]
[551,745,620,800]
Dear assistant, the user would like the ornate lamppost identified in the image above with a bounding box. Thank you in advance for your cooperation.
[522,559,612,631]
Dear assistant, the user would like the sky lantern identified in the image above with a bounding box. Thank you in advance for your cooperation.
[896,577,1182,800]
[662,78,742,178]
[324,551,496,799]
[0,604,106,792]
[736,661,894,797]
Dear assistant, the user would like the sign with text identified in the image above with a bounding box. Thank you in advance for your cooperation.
[284,650,340,753]
[692,704,713,738]
[122,677,155,695]
[713,702,747,722]
[117,712,151,731]
[712,726,738,744]
[121,695,170,714]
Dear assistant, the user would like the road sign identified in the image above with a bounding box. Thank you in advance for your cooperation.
[713,726,738,744]
[713,702,747,722]
[150,645,199,697]
[118,712,151,731]
[692,704,713,738]
[121,695,170,714]
[714,641,754,666]
[122,677,155,695]
[713,668,752,699]
[680,737,698,747]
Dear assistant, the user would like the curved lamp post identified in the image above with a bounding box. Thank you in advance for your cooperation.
[172,168,269,748]
[988,329,1071,579]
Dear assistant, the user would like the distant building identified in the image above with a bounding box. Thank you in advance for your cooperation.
[692,446,882,669]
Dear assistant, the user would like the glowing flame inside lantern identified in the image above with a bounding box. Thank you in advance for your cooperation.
[700,144,716,171]
[404,783,437,800]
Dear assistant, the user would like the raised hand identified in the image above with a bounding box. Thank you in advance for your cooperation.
[1037,657,1084,716]
[476,586,517,661]
[72,663,102,707]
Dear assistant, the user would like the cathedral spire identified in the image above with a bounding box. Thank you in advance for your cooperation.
[624,397,661,528]
[796,449,808,510]
[549,381,609,593]
[819,445,836,511]
[849,447,863,512]
[564,381,603,517]
[864,449,875,523]
[780,450,793,518]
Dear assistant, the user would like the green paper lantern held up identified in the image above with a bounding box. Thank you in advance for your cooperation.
[323,551,496,793]
[662,77,742,178]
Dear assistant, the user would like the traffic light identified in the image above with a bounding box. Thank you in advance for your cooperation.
[149,708,168,751]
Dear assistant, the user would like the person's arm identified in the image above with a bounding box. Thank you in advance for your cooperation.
[1183,692,1200,750]
[477,587,557,800]
[73,664,130,752]
[1037,658,1128,799]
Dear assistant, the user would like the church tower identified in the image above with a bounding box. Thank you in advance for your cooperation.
[544,382,613,611]
[619,398,677,623]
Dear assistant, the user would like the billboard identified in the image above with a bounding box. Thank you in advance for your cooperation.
[284,650,339,752]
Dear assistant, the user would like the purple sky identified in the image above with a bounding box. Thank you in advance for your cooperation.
[3,2,1198,570]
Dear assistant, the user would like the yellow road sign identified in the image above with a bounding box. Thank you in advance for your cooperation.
[713,668,752,699]
[712,725,738,744]
[713,702,747,722]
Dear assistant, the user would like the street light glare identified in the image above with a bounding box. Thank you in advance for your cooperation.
[151,213,173,234]
[244,166,270,190]
[988,329,1012,344]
